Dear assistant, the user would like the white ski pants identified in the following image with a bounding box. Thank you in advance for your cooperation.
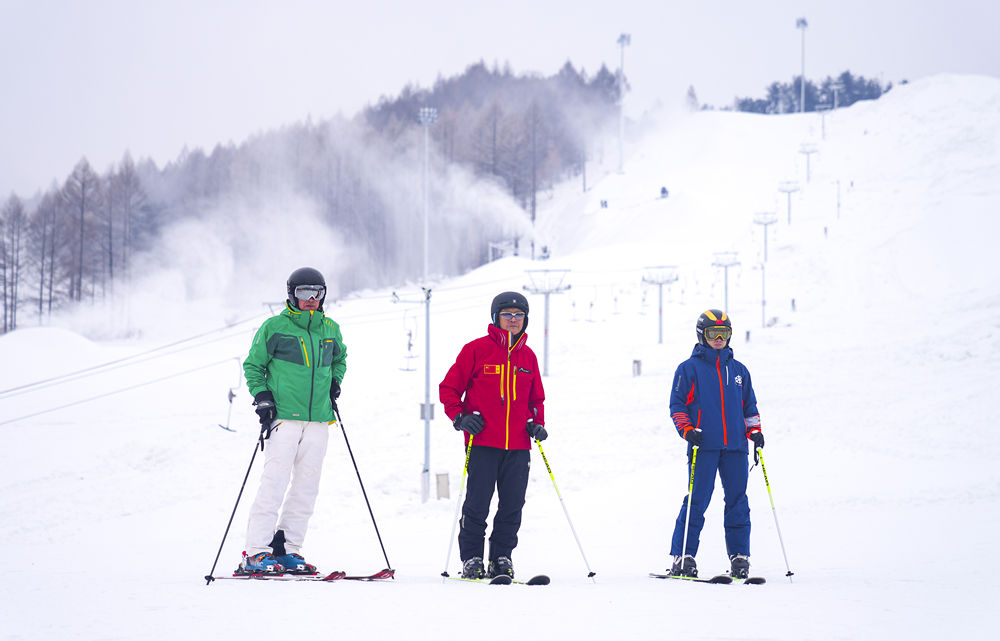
[245,419,329,556]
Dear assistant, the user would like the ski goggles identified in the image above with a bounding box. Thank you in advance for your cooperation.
[704,326,732,341]
[294,285,326,301]
[499,311,526,320]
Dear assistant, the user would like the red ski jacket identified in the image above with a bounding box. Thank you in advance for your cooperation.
[439,324,546,450]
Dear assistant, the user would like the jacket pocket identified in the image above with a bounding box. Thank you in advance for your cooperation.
[268,333,305,365]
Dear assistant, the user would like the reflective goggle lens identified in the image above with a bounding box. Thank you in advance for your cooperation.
[294,285,326,300]
[704,326,732,341]
[499,312,526,320]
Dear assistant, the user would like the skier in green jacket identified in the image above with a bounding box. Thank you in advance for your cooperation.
[237,267,347,575]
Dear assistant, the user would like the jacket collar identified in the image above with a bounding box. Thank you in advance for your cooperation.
[692,343,733,363]
[282,302,323,329]
[487,323,527,351]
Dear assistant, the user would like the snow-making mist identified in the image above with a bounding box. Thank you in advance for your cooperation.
[1,75,997,640]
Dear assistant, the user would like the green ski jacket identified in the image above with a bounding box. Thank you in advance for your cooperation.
[244,303,347,423]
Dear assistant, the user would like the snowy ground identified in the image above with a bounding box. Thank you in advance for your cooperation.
[2,74,998,640]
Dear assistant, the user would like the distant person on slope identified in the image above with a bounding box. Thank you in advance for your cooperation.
[439,291,547,581]
[237,267,347,576]
[667,309,764,580]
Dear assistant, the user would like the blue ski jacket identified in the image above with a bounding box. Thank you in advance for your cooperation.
[669,344,761,451]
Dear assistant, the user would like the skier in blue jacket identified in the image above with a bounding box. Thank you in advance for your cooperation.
[667,309,764,579]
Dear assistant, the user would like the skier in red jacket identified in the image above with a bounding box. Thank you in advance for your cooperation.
[439,291,547,580]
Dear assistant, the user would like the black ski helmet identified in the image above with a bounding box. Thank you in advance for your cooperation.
[696,309,731,346]
[286,267,327,310]
[491,291,529,331]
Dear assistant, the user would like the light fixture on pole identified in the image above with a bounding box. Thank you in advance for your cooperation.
[752,212,778,262]
[798,143,818,182]
[778,180,800,224]
[712,252,740,314]
[417,106,438,504]
[641,266,678,344]
[617,33,631,174]
[796,17,808,113]
[524,269,571,376]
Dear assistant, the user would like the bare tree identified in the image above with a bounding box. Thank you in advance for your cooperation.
[114,153,146,287]
[2,194,27,332]
[61,158,103,302]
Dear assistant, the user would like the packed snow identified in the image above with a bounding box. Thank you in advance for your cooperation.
[2,74,998,640]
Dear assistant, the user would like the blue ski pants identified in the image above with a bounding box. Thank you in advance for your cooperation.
[670,447,751,558]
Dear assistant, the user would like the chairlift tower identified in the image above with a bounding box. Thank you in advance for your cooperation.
[753,212,778,262]
[799,143,818,182]
[778,181,800,224]
[524,269,571,376]
[417,106,438,503]
[712,252,740,314]
[641,266,678,344]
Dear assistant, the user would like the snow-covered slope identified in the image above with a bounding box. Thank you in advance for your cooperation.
[1,74,997,640]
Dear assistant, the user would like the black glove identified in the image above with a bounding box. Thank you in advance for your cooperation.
[254,391,277,439]
[330,379,341,411]
[750,431,765,449]
[685,428,703,446]
[453,412,484,435]
[526,419,548,441]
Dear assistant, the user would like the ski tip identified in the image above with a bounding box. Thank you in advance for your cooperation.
[707,575,733,584]
[489,575,513,585]
[525,575,550,585]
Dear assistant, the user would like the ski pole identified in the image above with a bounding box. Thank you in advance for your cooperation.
[679,445,698,569]
[536,440,596,582]
[204,439,261,585]
[758,447,794,583]
[334,406,393,574]
[440,435,474,579]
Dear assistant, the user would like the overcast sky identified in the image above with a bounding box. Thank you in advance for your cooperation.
[2,0,997,198]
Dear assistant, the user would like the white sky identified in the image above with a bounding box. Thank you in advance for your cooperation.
[2,0,997,198]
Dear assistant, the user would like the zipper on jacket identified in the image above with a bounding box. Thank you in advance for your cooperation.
[505,331,513,449]
[716,357,728,446]
[306,312,316,421]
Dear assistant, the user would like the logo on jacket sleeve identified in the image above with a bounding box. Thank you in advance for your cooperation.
[735,374,743,386]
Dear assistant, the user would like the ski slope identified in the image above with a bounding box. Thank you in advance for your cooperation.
[1,74,998,640]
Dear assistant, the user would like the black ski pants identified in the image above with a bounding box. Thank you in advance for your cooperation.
[458,445,530,562]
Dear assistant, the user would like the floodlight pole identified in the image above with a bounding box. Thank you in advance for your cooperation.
[617,33,631,174]
[753,213,777,262]
[760,262,767,329]
[712,253,740,314]
[524,270,571,376]
[642,266,678,344]
[418,106,438,503]
[796,18,808,113]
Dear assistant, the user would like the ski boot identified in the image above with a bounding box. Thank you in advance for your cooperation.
[669,554,698,578]
[274,553,317,575]
[237,551,285,575]
[729,554,750,579]
[487,556,514,580]
[461,556,486,579]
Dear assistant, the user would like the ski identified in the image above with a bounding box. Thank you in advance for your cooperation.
[213,568,394,582]
[342,569,395,581]
[447,575,513,585]
[212,570,345,582]
[512,575,550,585]
[731,576,766,585]
[648,572,733,584]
